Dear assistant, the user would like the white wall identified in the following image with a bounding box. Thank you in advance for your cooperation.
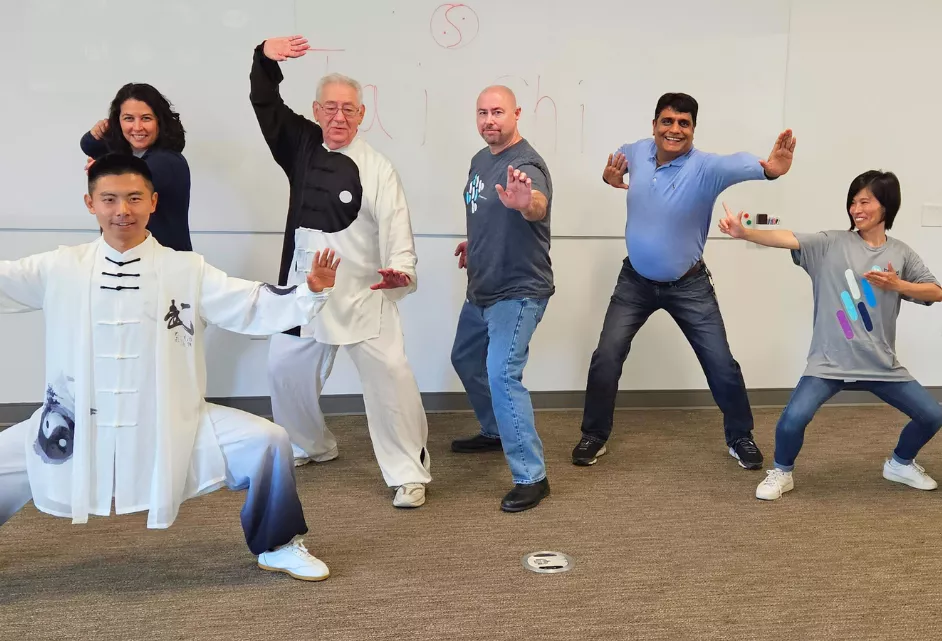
[0,226,937,405]
[1,0,941,403]
[1,0,789,235]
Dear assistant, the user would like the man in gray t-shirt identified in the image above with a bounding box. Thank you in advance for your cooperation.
[719,169,942,502]
[463,139,553,306]
[450,85,554,513]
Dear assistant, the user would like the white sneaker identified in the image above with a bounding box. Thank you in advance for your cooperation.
[756,469,794,500]
[393,482,426,508]
[292,444,339,467]
[257,537,330,581]
[883,458,938,490]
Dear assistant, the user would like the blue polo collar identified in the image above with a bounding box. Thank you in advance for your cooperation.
[647,140,694,168]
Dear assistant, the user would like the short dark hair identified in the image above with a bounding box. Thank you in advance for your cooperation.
[88,153,155,194]
[654,92,699,126]
[846,170,901,231]
[102,83,186,154]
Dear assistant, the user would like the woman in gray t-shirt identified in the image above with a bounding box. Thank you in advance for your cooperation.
[718,170,942,501]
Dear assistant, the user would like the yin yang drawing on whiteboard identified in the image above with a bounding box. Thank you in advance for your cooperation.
[34,375,77,464]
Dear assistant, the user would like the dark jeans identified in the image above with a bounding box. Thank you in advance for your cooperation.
[581,257,753,446]
[774,376,942,470]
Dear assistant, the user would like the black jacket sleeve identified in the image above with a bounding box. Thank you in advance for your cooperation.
[80,131,109,158]
[249,42,322,175]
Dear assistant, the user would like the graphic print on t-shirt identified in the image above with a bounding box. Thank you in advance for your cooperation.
[465,173,487,214]
[836,265,884,339]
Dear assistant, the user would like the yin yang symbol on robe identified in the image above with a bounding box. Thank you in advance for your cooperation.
[35,378,77,464]
[296,150,363,233]
[279,148,366,291]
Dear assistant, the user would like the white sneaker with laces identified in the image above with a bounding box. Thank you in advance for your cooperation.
[883,459,938,490]
[756,468,794,500]
[393,482,426,508]
[257,537,330,581]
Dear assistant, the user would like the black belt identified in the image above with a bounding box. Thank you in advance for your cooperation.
[679,260,704,279]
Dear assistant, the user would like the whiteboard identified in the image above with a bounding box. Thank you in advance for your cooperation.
[1,0,790,236]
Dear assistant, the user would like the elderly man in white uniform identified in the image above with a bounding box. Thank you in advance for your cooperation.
[251,35,431,508]
[0,154,339,581]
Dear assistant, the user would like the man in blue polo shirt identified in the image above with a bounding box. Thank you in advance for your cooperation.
[571,92,796,469]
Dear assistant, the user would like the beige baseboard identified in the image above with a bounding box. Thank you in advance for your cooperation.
[1,387,939,428]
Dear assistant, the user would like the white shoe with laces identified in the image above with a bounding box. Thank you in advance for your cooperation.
[257,537,330,581]
[393,482,426,508]
[756,468,794,500]
[883,458,938,490]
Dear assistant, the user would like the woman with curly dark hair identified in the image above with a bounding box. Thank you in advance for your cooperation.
[81,83,193,251]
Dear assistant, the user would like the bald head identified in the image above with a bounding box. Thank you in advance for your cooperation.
[476,85,522,153]
[477,85,517,110]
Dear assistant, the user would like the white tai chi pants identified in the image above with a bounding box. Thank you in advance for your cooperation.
[0,404,308,555]
[267,303,431,487]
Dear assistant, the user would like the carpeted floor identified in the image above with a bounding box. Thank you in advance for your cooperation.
[2,406,941,640]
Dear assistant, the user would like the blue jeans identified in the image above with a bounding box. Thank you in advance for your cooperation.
[581,257,753,446]
[451,298,549,485]
[774,376,942,470]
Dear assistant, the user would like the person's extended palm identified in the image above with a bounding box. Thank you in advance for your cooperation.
[602,152,629,189]
[495,165,532,211]
[370,268,411,290]
[263,35,311,61]
[760,129,797,178]
[306,249,340,293]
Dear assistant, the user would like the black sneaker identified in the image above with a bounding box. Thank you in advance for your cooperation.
[571,437,608,466]
[451,434,503,453]
[729,437,763,470]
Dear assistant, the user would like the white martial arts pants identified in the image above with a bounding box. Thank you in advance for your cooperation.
[267,303,431,487]
[0,404,309,555]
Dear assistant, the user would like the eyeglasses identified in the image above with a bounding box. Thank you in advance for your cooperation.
[319,104,360,118]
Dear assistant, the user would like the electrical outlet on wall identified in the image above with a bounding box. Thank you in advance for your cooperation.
[921,204,942,227]
[745,214,781,249]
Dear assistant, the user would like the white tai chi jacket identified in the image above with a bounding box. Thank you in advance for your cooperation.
[249,49,418,347]
[0,235,328,528]
[287,136,419,346]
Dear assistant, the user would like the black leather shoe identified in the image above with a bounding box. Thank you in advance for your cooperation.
[500,478,550,512]
[451,434,503,453]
